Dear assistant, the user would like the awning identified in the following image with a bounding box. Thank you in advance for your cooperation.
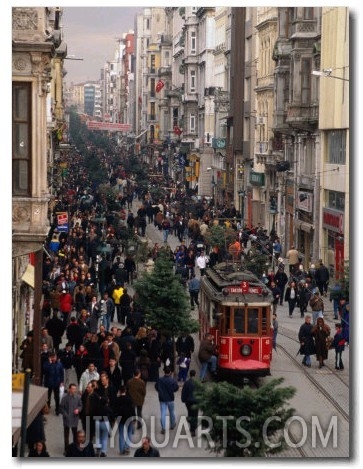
[12,385,48,446]
[294,220,314,233]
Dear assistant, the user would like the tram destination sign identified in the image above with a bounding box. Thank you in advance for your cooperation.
[225,281,263,295]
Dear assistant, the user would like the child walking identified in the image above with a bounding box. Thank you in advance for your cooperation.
[177,353,191,382]
[333,323,346,370]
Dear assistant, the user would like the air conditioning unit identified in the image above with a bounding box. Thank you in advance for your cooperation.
[256,116,266,125]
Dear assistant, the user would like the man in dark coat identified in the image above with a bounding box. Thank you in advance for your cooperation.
[155,366,179,434]
[315,260,330,296]
[66,316,84,349]
[134,436,160,457]
[45,310,65,351]
[176,332,195,359]
[65,430,95,457]
[298,315,315,367]
[181,369,198,436]
[43,352,64,414]
[274,267,288,305]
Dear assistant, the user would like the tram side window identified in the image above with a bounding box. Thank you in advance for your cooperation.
[224,307,231,334]
[261,307,268,334]
[234,308,245,333]
[247,308,259,334]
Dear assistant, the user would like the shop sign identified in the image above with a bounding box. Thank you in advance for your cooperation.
[322,208,344,234]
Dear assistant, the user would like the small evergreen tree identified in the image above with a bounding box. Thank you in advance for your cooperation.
[133,249,199,366]
[194,377,296,457]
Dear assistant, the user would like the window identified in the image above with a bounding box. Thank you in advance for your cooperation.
[327,190,345,211]
[13,82,31,196]
[327,130,346,164]
[301,58,311,104]
[234,308,245,333]
[247,309,259,334]
[150,55,156,74]
[190,70,196,92]
[164,51,170,67]
[304,7,314,20]
[191,31,196,54]
[190,114,196,133]
[150,78,155,97]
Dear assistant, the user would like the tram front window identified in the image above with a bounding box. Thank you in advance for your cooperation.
[247,308,259,333]
[234,308,245,333]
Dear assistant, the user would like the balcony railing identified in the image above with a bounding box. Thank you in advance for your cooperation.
[286,103,319,123]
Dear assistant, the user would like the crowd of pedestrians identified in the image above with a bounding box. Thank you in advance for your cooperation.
[20,133,349,457]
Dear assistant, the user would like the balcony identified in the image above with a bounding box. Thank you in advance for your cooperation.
[286,103,319,131]
[158,66,172,77]
[147,114,157,122]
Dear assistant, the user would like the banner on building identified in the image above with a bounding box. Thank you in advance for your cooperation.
[56,212,69,233]
[86,121,131,132]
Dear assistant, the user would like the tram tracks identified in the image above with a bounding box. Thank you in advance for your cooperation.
[277,327,349,423]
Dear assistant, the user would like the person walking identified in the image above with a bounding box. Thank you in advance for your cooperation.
[286,245,299,275]
[181,369,199,436]
[112,284,124,324]
[94,372,118,457]
[161,217,171,243]
[284,280,298,318]
[20,331,34,373]
[274,266,288,305]
[155,366,179,434]
[126,369,147,429]
[134,436,160,457]
[312,317,331,368]
[269,281,281,315]
[58,342,74,389]
[188,274,201,310]
[333,323,346,370]
[309,291,324,325]
[28,441,50,457]
[196,250,209,276]
[176,332,195,360]
[45,310,65,352]
[116,385,135,455]
[315,260,330,296]
[42,352,64,415]
[329,282,343,320]
[272,313,278,351]
[198,333,218,381]
[65,430,96,457]
[298,315,315,367]
[59,383,83,455]
[79,362,100,394]
[298,281,313,318]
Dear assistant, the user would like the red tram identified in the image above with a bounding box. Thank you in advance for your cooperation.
[199,262,273,378]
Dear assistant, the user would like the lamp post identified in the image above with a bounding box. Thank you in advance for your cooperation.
[207,167,217,205]
[238,190,245,228]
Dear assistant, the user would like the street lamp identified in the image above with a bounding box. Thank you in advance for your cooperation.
[312,69,349,82]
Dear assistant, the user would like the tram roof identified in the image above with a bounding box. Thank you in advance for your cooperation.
[201,262,273,304]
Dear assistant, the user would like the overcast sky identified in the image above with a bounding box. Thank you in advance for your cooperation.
[62,7,143,84]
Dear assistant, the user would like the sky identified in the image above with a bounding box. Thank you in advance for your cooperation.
[62,6,143,84]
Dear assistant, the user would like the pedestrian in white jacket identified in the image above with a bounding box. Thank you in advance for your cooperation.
[78,363,99,393]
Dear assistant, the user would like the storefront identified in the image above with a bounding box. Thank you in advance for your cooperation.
[322,208,345,279]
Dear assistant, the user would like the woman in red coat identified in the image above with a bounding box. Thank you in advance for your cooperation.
[59,289,73,328]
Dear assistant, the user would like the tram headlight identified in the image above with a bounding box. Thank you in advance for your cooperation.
[240,344,252,356]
